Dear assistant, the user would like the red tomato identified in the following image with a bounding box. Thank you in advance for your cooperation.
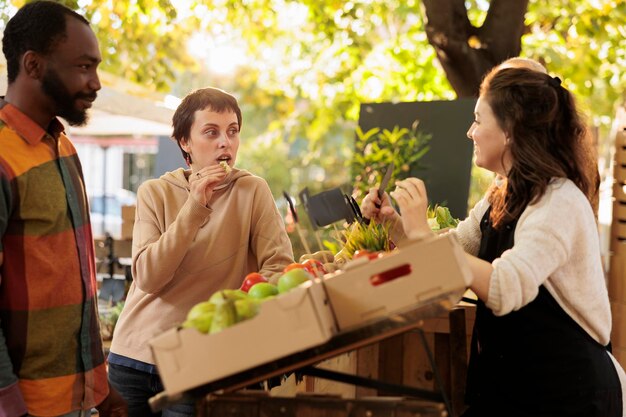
[353,249,382,261]
[370,264,412,286]
[283,262,306,273]
[302,259,328,277]
[240,272,268,293]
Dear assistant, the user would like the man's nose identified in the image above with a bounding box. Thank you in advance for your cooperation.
[89,72,101,92]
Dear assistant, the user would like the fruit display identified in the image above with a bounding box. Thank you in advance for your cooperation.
[183,266,315,335]
[277,268,313,293]
[183,289,263,335]
[248,282,279,299]
[299,250,338,275]
[239,272,268,292]
[301,258,327,277]
[150,273,337,398]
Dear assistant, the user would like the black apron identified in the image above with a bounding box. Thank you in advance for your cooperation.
[461,208,622,417]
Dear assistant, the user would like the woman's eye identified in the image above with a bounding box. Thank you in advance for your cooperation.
[228,128,239,135]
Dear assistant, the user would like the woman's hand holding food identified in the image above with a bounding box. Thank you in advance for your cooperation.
[361,188,399,224]
[189,164,228,207]
[389,178,434,241]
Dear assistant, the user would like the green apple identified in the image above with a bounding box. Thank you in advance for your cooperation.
[183,301,217,333]
[209,299,237,334]
[186,301,215,321]
[277,268,312,293]
[208,288,248,303]
[248,282,279,299]
[235,298,261,320]
[182,312,214,334]
[222,289,249,300]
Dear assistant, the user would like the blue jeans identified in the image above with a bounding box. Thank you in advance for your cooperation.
[108,363,195,417]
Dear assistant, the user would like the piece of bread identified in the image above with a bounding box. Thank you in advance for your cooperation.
[219,161,232,174]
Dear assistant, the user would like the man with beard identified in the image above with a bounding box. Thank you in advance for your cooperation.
[0,2,126,416]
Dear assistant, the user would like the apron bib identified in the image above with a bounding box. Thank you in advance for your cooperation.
[462,208,622,417]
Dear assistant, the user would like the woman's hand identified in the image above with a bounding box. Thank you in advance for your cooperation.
[189,164,228,207]
[389,178,434,241]
[361,187,399,224]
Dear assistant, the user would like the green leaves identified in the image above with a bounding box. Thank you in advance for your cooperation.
[338,220,392,259]
[351,125,431,199]
[427,204,459,231]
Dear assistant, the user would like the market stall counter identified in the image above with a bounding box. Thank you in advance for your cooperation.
[149,234,472,416]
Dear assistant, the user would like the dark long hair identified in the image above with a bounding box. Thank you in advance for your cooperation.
[480,67,599,227]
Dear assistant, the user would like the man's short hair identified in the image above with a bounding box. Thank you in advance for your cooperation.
[2,1,89,84]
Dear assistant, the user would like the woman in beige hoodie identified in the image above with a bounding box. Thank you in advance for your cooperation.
[108,87,294,415]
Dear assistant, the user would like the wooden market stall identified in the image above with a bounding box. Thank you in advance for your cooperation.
[610,107,626,367]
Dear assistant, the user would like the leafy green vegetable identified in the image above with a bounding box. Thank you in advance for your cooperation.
[427,205,459,230]
[336,220,392,260]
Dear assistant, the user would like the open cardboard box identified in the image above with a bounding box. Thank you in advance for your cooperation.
[149,279,337,398]
[323,233,472,331]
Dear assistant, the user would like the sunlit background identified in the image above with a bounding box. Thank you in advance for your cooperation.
[1,0,625,259]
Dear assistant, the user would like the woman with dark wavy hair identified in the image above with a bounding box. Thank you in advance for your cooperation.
[362,67,624,416]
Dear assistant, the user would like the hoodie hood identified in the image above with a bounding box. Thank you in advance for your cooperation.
[160,167,252,191]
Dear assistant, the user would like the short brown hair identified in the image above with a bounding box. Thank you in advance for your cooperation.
[171,87,242,163]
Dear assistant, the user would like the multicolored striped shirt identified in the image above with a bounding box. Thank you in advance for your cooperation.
[0,99,108,416]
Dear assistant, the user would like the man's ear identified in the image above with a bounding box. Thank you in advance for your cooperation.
[22,51,45,80]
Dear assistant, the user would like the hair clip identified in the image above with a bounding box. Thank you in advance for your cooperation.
[548,76,562,88]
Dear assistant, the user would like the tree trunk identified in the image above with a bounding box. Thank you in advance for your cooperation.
[422,0,529,97]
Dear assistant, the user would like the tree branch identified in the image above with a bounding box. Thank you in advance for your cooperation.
[422,0,529,97]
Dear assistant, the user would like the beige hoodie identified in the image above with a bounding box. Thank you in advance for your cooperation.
[110,167,294,364]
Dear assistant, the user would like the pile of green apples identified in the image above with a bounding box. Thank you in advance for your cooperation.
[181,289,260,335]
[182,267,315,335]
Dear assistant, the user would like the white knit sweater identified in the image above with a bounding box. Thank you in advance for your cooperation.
[453,177,626,413]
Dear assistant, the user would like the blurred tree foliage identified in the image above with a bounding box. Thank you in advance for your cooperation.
[1,0,201,92]
[2,0,624,136]
[351,125,431,199]
[2,1,625,247]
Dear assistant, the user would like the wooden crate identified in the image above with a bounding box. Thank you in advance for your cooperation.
[610,254,626,304]
[199,393,446,417]
[270,305,475,417]
[614,202,626,221]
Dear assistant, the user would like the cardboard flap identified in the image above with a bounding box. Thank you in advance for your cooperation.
[323,233,470,330]
[445,233,473,286]
[272,280,312,310]
[149,327,183,351]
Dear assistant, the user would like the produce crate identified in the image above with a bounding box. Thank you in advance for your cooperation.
[323,234,472,331]
[198,393,446,417]
[149,280,337,398]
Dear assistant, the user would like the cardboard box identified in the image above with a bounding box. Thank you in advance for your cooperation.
[322,234,472,331]
[121,204,136,221]
[149,280,337,398]
[121,221,134,240]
